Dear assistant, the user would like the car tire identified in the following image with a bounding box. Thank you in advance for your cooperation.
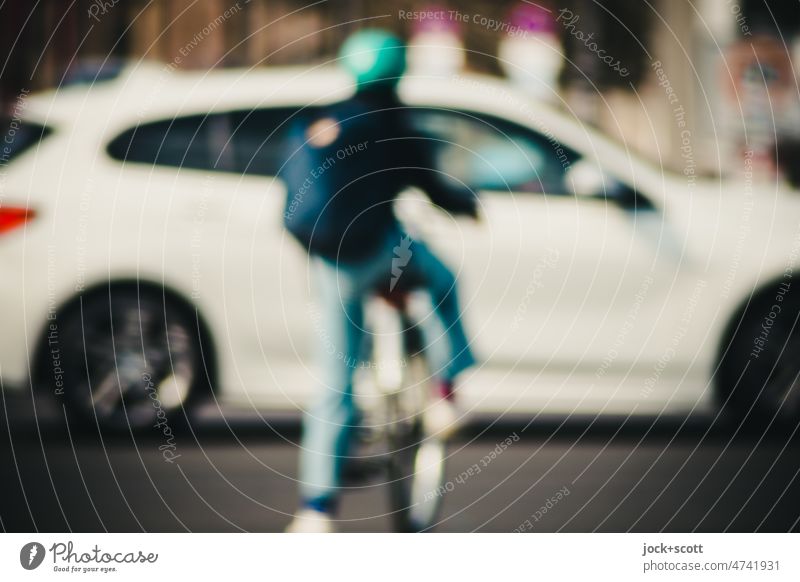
[40,285,210,432]
[717,283,800,428]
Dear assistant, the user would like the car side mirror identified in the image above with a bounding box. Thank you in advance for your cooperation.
[566,160,656,212]
[566,159,608,198]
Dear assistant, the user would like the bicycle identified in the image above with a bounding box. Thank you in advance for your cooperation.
[350,287,450,532]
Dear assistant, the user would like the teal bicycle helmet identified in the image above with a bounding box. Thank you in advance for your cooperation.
[338,29,406,88]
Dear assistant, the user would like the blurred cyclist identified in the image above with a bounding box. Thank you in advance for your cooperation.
[283,29,477,533]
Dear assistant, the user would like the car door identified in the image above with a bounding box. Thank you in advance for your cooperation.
[106,107,313,406]
[225,106,321,406]
[398,108,698,411]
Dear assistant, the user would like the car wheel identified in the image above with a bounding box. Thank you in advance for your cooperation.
[45,286,209,432]
[717,284,800,427]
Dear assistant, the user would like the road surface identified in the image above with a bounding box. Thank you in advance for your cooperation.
[1,397,798,532]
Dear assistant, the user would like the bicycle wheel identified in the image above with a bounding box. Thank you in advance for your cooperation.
[387,422,447,532]
[385,369,448,532]
[368,295,448,531]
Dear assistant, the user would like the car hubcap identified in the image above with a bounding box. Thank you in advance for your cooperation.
[71,298,196,428]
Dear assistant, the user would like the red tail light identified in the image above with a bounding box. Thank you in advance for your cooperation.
[0,207,35,235]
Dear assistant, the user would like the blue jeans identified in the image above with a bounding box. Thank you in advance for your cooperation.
[298,228,475,507]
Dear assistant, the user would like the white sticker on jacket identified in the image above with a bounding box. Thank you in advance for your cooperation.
[306,117,340,148]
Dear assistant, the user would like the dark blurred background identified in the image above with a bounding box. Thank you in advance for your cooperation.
[4,0,800,177]
[1,0,654,93]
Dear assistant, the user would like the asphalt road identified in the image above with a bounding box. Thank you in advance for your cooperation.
[1,397,799,532]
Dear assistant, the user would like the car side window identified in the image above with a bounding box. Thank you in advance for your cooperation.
[107,107,305,176]
[408,108,578,194]
[1,118,52,164]
[227,108,312,177]
[107,113,232,172]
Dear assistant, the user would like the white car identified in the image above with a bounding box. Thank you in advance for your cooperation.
[2,62,798,429]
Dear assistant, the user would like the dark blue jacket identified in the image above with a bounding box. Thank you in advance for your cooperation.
[282,86,476,261]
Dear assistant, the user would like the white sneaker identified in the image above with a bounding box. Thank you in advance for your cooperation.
[423,397,463,440]
[285,508,335,533]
